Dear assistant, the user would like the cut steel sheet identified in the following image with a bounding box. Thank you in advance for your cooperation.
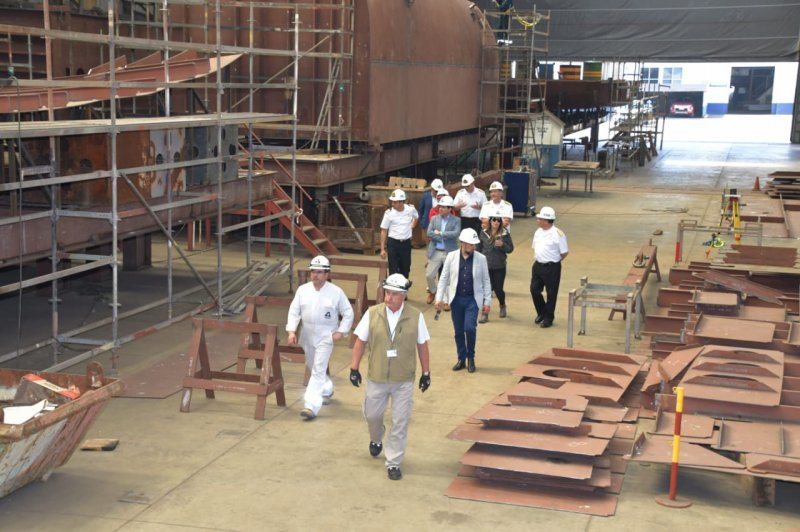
[680,345,784,406]
[512,347,647,403]
[715,419,800,458]
[653,410,715,439]
[693,269,785,305]
[445,477,618,517]
[511,373,625,402]
[583,404,628,423]
[628,434,745,469]
[502,381,589,412]
[447,424,610,456]
[472,404,584,429]
[460,443,594,480]
[745,453,800,477]
[687,315,776,344]
[467,465,612,490]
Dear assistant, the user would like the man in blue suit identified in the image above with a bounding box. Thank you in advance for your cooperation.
[434,228,492,373]
[425,195,460,305]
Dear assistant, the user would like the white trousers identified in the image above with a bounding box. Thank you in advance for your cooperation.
[363,380,414,468]
[425,249,448,294]
[301,333,334,415]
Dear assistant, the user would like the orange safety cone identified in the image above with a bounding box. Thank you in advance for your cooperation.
[753,176,761,191]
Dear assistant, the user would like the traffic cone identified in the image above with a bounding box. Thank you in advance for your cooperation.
[753,176,761,191]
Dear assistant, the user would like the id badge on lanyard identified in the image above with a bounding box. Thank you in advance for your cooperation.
[386,318,398,358]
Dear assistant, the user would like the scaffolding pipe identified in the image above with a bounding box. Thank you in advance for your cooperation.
[290,12,299,291]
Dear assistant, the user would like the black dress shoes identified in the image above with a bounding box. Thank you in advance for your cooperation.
[540,320,553,328]
[369,441,383,457]
[387,466,402,480]
[534,315,544,324]
[467,359,476,373]
[452,360,466,371]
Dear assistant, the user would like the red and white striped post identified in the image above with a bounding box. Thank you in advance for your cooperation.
[655,386,692,508]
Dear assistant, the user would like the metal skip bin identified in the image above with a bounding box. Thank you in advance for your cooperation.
[0,362,124,498]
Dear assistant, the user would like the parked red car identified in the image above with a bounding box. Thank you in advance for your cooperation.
[670,102,695,116]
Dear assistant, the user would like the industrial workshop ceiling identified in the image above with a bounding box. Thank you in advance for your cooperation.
[476,0,800,62]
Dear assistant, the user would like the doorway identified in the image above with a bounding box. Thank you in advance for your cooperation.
[729,66,774,114]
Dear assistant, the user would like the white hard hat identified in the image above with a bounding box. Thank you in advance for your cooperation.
[461,173,475,186]
[435,188,449,197]
[489,181,504,191]
[438,195,454,207]
[431,178,443,190]
[537,206,556,220]
[459,228,480,244]
[383,273,411,292]
[309,255,331,271]
[389,189,406,202]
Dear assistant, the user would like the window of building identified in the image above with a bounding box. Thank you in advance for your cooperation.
[663,67,683,87]
[641,67,659,92]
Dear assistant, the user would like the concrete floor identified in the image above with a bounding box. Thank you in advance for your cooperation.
[1,115,800,531]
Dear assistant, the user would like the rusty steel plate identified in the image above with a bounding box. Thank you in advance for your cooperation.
[445,477,618,516]
[689,315,776,343]
[745,453,800,478]
[738,306,787,323]
[472,404,584,429]
[502,381,589,412]
[680,345,784,406]
[692,291,739,307]
[607,438,635,457]
[700,345,783,364]
[658,346,705,381]
[628,434,745,469]
[652,410,715,439]
[460,443,595,479]
[715,419,800,458]
[584,404,628,423]
[447,424,610,457]
[548,347,647,370]
[614,424,638,440]
[511,372,627,403]
[469,465,612,490]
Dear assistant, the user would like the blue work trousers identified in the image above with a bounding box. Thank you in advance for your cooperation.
[450,293,479,361]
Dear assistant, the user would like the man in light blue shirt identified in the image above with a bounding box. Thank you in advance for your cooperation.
[425,196,460,304]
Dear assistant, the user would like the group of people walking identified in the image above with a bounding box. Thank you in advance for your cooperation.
[284,173,568,482]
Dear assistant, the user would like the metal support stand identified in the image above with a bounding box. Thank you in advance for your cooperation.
[567,276,643,353]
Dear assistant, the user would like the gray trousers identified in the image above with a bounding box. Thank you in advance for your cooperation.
[363,380,414,468]
[425,249,448,294]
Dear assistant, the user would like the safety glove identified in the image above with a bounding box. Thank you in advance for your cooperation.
[349,368,362,387]
[419,372,431,392]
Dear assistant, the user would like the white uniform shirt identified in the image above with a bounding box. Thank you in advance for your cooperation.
[454,187,487,218]
[380,204,419,240]
[286,281,354,336]
[479,199,514,220]
[431,191,440,209]
[532,225,569,263]
[353,303,430,345]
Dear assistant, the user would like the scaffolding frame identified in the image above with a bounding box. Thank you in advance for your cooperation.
[0,0,355,372]
[477,4,550,171]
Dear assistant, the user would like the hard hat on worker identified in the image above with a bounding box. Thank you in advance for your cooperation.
[459,228,480,245]
[309,255,331,271]
[489,181,504,191]
[438,195,454,207]
[383,273,411,292]
[431,178,443,190]
[461,173,475,187]
[536,206,556,220]
[389,189,406,202]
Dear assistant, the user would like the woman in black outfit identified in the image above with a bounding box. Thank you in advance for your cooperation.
[478,217,514,322]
